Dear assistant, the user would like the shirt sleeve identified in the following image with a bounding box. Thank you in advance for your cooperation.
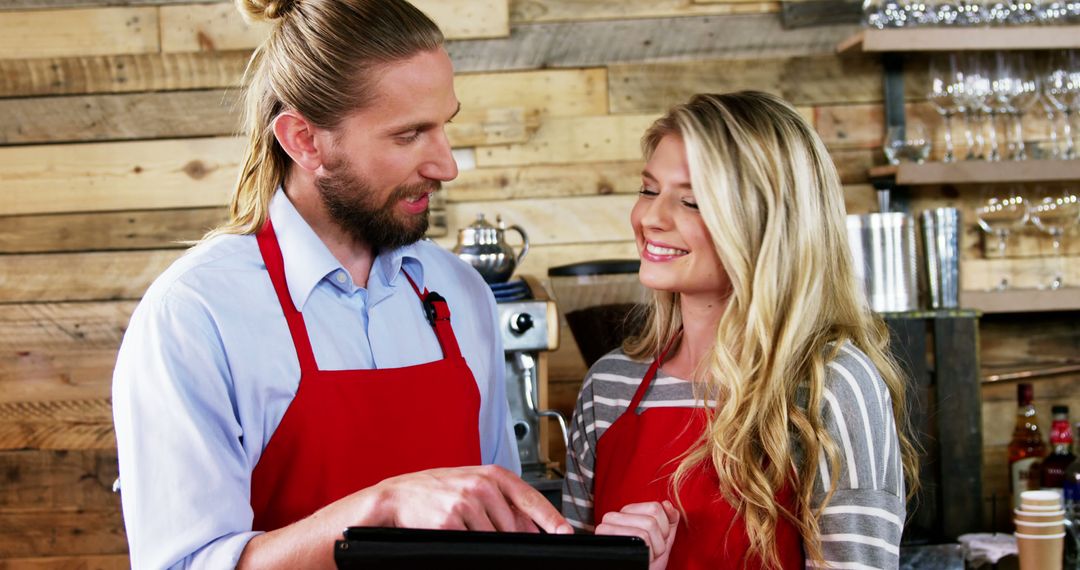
[112,287,260,569]
[809,347,906,569]
[561,372,599,531]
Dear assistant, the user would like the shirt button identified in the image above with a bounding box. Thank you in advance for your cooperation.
[336,272,347,284]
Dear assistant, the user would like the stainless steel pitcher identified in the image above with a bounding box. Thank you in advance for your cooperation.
[846,212,919,313]
[452,213,529,284]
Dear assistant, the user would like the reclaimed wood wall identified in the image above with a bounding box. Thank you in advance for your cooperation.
[0,0,1077,564]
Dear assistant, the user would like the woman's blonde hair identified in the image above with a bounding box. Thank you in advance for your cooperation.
[625,91,918,568]
[205,0,443,239]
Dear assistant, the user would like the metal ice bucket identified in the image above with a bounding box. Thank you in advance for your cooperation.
[846,212,919,313]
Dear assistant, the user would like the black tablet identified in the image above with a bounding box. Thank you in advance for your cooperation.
[334,527,649,569]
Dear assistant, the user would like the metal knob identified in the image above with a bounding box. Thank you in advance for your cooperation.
[509,312,534,335]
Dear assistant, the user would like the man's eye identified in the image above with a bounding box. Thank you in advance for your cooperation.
[396,130,421,143]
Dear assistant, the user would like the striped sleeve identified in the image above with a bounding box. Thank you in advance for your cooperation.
[809,342,906,570]
[562,366,599,531]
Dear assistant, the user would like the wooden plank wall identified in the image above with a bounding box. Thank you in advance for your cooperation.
[0,0,1077,563]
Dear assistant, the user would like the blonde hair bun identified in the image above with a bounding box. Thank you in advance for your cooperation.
[236,0,295,23]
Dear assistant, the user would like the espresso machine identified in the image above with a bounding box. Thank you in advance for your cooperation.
[452,214,567,507]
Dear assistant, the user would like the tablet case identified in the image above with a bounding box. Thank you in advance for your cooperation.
[334,527,649,569]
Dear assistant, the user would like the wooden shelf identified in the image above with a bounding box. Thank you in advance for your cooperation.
[868,160,1080,185]
[838,26,1080,53]
[963,288,1080,314]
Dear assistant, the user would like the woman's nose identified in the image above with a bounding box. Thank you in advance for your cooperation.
[640,193,674,229]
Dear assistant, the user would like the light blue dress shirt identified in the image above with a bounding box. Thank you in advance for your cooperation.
[112,189,519,569]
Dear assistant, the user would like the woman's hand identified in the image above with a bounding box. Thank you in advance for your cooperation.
[595,501,680,570]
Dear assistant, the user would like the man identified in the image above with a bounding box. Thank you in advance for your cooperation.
[111,1,570,568]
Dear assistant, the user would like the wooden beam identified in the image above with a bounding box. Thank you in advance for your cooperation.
[432,195,639,248]
[455,68,609,118]
[0,208,226,254]
[607,54,883,113]
[446,15,860,73]
[0,399,116,451]
[445,161,641,202]
[509,0,778,23]
[0,554,129,570]
[0,7,159,60]
[0,302,131,405]
[0,90,242,145]
[477,114,658,167]
[160,0,510,54]
[962,256,1080,292]
[0,250,180,303]
[0,90,532,147]
[0,50,250,98]
[0,508,127,558]
[0,137,242,216]
[0,449,119,509]
[1,0,214,8]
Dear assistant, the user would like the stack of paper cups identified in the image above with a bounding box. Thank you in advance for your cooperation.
[1015,490,1065,570]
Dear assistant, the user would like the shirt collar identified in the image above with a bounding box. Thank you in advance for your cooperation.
[268,189,427,308]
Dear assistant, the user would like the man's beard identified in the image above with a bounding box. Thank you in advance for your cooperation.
[315,158,435,252]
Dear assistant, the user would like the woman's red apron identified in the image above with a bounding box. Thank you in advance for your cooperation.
[249,220,482,531]
[592,346,804,569]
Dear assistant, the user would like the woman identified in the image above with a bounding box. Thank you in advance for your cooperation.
[562,91,917,569]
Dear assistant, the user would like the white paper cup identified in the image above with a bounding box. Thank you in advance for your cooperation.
[1015,520,1066,536]
[1016,532,1064,570]
[1014,508,1066,524]
[1021,490,1062,510]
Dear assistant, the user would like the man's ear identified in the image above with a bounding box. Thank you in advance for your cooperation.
[273,110,324,172]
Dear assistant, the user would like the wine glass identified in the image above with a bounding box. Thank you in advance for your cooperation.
[928,53,966,162]
[963,54,995,160]
[1044,50,1076,159]
[1028,186,1080,289]
[975,186,1030,290]
[883,123,931,164]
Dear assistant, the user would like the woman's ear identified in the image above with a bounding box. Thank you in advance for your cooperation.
[272,110,323,172]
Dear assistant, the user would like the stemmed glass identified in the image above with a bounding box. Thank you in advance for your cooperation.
[975,186,1030,290]
[1004,52,1042,160]
[963,54,995,160]
[928,53,966,162]
[1044,50,1076,159]
[1028,186,1080,289]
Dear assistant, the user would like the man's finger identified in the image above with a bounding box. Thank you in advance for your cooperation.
[493,470,571,534]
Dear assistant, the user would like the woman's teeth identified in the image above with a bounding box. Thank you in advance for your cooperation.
[646,243,688,256]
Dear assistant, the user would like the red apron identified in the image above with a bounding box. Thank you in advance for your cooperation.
[593,346,804,569]
[249,220,482,531]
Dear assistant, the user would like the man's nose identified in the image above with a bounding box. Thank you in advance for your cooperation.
[420,129,458,181]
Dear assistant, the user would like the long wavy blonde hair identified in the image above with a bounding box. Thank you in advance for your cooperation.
[624,91,918,568]
[204,0,443,239]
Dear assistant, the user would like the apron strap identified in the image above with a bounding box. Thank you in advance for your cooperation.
[627,332,681,412]
[401,271,463,361]
[257,220,320,374]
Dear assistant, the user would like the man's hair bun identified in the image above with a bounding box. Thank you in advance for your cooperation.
[236,0,295,23]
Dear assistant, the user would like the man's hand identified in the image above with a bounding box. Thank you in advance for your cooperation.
[373,464,573,534]
[595,501,679,570]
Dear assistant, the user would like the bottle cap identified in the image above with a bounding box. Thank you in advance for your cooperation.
[1051,405,1068,415]
[1018,383,1034,406]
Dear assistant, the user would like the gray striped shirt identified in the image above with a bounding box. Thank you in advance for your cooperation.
[562,342,906,570]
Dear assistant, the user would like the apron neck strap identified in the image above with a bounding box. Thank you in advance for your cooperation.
[257,219,320,373]
[627,331,681,412]
[401,270,463,361]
